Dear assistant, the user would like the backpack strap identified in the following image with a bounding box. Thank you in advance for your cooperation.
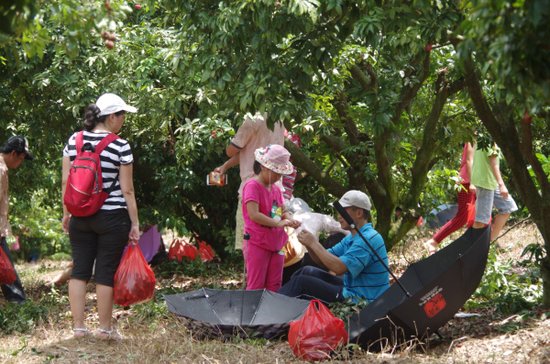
[75,131,84,154]
[94,133,120,154]
[76,132,121,194]
[96,133,121,194]
[74,131,119,154]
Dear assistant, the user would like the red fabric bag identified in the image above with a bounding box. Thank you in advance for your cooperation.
[0,247,16,285]
[288,299,348,361]
[113,243,156,306]
[198,240,215,262]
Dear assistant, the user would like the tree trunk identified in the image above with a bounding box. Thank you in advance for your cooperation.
[464,57,550,308]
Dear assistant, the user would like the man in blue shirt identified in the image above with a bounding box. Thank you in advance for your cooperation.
[278,190,389,303]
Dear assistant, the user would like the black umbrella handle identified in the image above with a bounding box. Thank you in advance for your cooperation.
[333,201,356,228]
[333,201,411,297]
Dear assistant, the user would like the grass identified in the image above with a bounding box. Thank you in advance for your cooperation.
[1,222,549,363]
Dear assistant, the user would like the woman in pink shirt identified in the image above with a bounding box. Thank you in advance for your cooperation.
[242,145,300,291]
[424,142,476,254]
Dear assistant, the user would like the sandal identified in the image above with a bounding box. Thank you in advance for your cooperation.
[73,327,91,338]
[423,240,438,255]
[95,328,123,341]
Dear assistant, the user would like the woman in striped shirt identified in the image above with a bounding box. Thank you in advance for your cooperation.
[61,93,139,340]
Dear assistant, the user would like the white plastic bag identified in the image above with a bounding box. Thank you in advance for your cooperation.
[294,211,348,237]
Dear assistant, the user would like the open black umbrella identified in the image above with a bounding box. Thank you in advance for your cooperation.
[165,288,310,339]
[346,226,490,349]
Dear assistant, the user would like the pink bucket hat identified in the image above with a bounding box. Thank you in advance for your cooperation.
[254,144,294,175]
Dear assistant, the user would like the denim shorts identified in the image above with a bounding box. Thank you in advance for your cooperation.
[475,186,518,224]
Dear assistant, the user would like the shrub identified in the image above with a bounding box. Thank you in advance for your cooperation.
[10,189,70,262]
[0,301,49,335]
[466,246,543,314]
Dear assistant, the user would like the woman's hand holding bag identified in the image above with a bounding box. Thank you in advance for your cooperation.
[113,242,156,307]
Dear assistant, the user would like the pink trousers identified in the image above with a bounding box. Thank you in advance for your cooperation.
[245,243,285,292]
[433,183,476,244]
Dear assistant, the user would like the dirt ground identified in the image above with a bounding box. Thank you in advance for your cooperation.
[1,222,549,363]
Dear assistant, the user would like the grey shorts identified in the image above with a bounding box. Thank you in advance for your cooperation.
[475,186,518,224]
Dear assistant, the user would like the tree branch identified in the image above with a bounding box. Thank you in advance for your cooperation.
[393,52,431,124]
[407,76,465,199]
[332,92,361,146]
[320,134,346,153]
[371,52,432,227]
[284,140,346,197]
[329,90,389,213]
[520,118,550,192]
[463,54,548,220]
[463,57,506,142]
[349,62,377,93]
[393,74,465,246]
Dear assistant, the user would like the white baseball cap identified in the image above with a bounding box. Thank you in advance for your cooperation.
[96,93,137,117]
[338,190,372,211]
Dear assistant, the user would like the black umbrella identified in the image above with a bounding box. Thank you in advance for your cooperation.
[165,288,310,339]
[426,203,458,229]
[346,226,490,350]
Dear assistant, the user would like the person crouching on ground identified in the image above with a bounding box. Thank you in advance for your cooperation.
[278,190,389,303]
[242,144,300,291]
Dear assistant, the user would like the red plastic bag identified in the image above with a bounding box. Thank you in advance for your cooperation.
[168,238,181,262]
[168,238,198,262]
[198,240,215,262]
[182,243,198,260]
[113,243,156,306]
[0,247,16,285]
[288,299,348,361]
[168,238,185,262]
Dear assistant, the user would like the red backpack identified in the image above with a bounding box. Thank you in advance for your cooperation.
[64,131,119,217]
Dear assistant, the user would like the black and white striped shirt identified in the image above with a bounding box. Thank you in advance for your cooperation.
[63,131,133,211]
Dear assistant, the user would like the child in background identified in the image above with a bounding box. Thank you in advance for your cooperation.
[242,145,301,291]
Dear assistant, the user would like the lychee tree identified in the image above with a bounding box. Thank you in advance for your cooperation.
[1,2,549,307]
[157,0,478,248]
